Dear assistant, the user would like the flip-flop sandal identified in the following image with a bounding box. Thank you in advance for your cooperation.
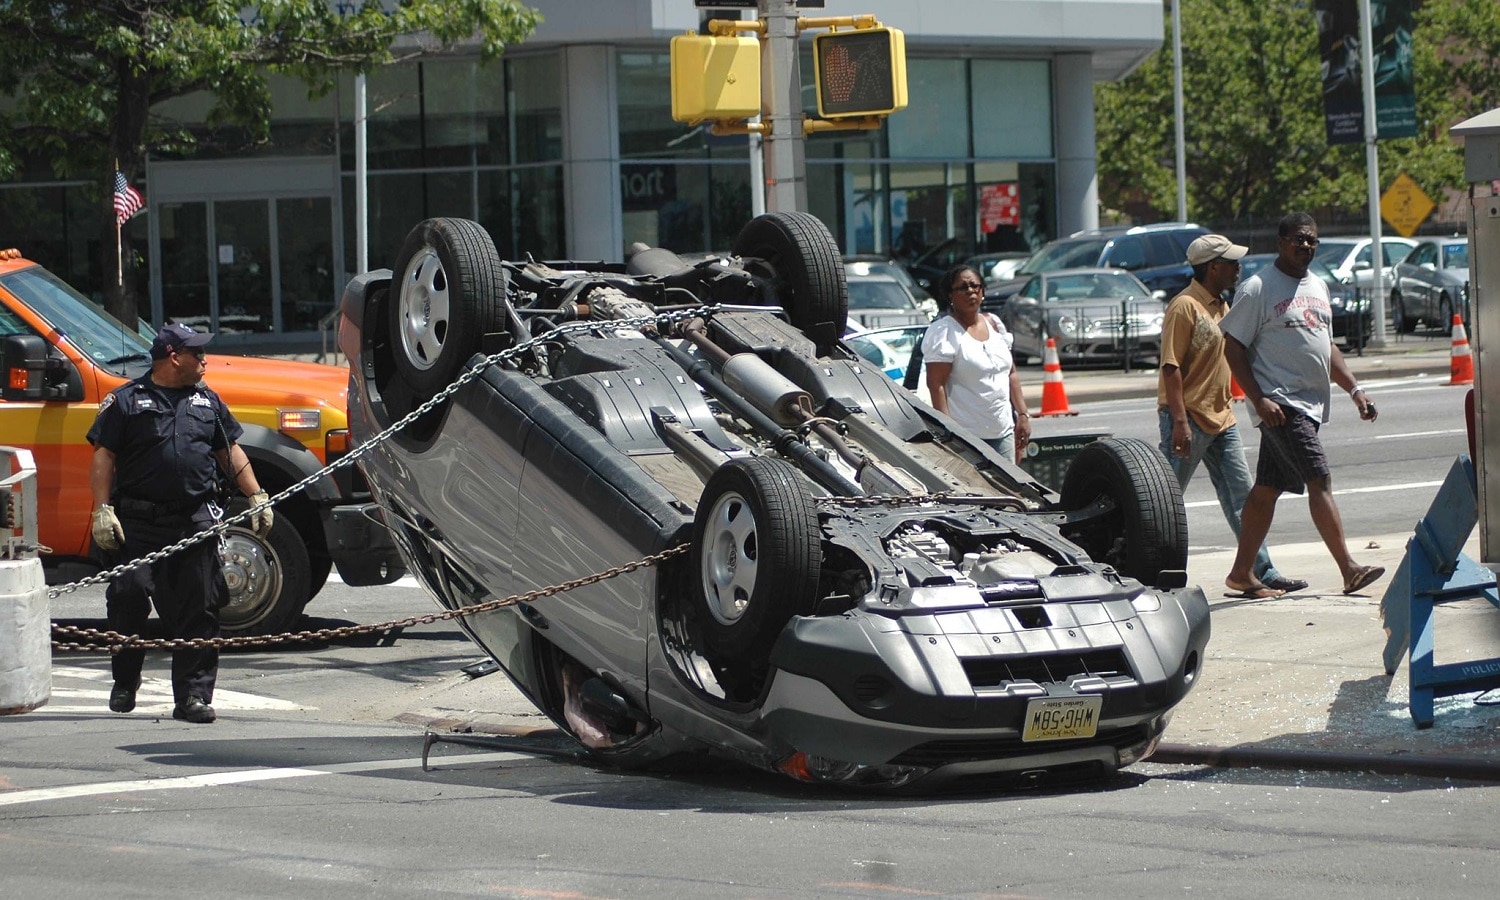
[1343,565,1386,595]
[1224,583,1285,600]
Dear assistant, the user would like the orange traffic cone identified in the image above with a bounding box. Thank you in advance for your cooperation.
[1230,376,1246,402]
[1449,314,1473,386]
[1037,337,1078,416]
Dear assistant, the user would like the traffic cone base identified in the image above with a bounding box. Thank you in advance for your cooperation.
[1449,314,1473,386]
[1230,376,1246,402]
[1037,337,1078,416]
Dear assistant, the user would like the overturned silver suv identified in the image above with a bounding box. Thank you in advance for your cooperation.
[339,212,1209,791]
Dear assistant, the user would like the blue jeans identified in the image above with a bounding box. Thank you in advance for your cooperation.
[984,433,1016,461]
[1157,409,1282,583]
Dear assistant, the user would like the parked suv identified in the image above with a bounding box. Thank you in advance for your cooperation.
[0,248,404,635]
[984,223,1208,308]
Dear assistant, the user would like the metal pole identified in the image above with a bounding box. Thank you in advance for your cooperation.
[760,0,808,212]
[749,117,766,217]
[1172,0,1187,223]
[1359,0,1387,345]
[355,73,369,275]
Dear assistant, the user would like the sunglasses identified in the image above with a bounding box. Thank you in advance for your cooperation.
[950,281,984,293]
[173,347,206,360]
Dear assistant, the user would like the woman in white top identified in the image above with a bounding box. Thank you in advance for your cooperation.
[921,264,1032,462]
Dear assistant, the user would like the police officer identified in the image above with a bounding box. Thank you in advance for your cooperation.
[87,323,273,723]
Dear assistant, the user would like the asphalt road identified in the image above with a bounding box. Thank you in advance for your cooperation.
[1030,371,1469,552]
[13,372,1495,898]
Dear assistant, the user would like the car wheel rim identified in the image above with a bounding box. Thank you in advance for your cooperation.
[219,528,284,629]
[701,491,759,626]
[398,247,451,371]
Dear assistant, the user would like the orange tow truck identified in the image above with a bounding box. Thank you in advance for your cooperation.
[0,248,403,634]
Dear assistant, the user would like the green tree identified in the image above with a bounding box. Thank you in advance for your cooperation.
[0,0,540,324]
[1096,0,1500,227]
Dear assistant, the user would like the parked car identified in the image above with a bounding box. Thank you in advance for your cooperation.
[0,248,404,635]
[985,223,1208,306]
[1237,254,1373,349]
[844,271,935,329]
[844,322,930,394]
[1314,235,1417,291]
[843,255,934,302]
[339,212,1209,791]
[1391,236,1469,334]
[901,236,971,294]
[964,251,1032,284]
[999,267,1164,365]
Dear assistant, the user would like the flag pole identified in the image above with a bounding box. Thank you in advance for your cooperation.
[114,160,124,288]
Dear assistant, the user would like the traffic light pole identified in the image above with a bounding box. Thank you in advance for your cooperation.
[760,0,808,212]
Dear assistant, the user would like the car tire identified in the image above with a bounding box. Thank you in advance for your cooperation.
[389,218,507,396]
[732,212,848,350]
[218,498,313,636]
[1392,292,1414,334]
[1439,293,1453,335]
[1058,437,1187,586]
[691,457,822,663]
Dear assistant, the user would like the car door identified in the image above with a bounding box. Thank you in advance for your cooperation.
[1404,242,1439,318]
[1000,275,1047,361]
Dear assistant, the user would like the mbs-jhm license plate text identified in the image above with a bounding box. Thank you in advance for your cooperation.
[1022,695,1103,742]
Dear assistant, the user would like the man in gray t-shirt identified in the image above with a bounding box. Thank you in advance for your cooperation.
[1218,212,1385,597]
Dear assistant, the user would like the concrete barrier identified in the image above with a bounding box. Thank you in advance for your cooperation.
[0,556,49,714]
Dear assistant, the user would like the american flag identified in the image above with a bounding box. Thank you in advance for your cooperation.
[113,171,144,226]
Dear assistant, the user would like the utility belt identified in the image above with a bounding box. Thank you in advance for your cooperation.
[113,495,209,518]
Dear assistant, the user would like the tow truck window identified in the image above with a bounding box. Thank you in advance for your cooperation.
[0,268,151,365]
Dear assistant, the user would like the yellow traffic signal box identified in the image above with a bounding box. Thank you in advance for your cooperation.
[670,34,762,124]
[813,26,907,118]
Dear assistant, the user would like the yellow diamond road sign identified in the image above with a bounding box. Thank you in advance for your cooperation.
[1380,172,1435,237]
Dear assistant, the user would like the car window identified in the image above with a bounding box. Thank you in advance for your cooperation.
[1017,239,1107,275]
[0,303,30,337]
[1382,241,1414,266]
[1105,236,1148,270]
[1354,244,1374,267]
[1410,243,1435,267]
[1443,243,1468,269]
[1141,233,1186,267]
[846,279,917,310]
[1017,277,1043,302]
[1316,240,1357,269]
[0,267,152,364]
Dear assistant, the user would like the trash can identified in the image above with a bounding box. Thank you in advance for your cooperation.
[1019,432,1112,492]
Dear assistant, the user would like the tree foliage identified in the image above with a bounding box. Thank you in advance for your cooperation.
[1095,0,1500,226]
[0,0,541,320]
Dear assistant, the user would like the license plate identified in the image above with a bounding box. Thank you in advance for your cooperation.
[1021,695,1103,742]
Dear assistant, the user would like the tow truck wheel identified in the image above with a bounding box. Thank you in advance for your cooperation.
[218,499,313,636]
[691,457,822,663]
[732,212,849,351]
[390,218,506,395]
[1058,437,1187,586]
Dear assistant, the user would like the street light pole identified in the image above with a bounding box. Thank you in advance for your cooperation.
[1359,0,1387,345]
[760,0,807,212]
[1172,0,1187,222]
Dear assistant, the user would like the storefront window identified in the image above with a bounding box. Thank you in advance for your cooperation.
[888,59,968,160]
[972,60,1053,158]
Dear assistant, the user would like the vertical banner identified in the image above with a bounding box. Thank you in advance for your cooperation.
[1315,0,1417,145]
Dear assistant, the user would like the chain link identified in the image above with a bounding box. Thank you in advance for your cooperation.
[52,544,690,653]
[46,305,720,601]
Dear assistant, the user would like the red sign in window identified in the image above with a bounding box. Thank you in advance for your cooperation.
[980,182,1020,233]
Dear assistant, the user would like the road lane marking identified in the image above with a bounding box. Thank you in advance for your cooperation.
[1370,428,1467,440]
[47,665,309,713]
[1185,479,1442,509]
[0,751,533,807]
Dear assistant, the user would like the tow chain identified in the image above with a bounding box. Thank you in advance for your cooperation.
[52,545,690,653]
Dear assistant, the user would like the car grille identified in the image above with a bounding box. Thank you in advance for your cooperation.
[962,648,1133,689]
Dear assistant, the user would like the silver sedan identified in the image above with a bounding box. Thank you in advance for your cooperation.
[1391,236,1469,334]
[999,267,1163,365]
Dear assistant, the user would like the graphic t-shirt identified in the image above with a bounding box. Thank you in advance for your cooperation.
[1220,264,1334,424]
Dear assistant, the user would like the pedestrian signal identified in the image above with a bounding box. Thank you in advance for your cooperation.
[670,34,762,124]
[813,26,907,118]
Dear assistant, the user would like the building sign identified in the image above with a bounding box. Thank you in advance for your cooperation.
[621,164,677,212]
[1315,0,1417,145]
[979,182,1020,233]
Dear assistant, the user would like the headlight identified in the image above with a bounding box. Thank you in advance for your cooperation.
[279,408,322,432]
[1057,314,1078,336]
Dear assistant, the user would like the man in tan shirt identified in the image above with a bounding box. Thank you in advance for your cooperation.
[1158,234,1306,598]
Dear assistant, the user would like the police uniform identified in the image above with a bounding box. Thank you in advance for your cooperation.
[87,375,242,708]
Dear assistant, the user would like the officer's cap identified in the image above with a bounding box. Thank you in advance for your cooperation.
[150,322,215,359]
